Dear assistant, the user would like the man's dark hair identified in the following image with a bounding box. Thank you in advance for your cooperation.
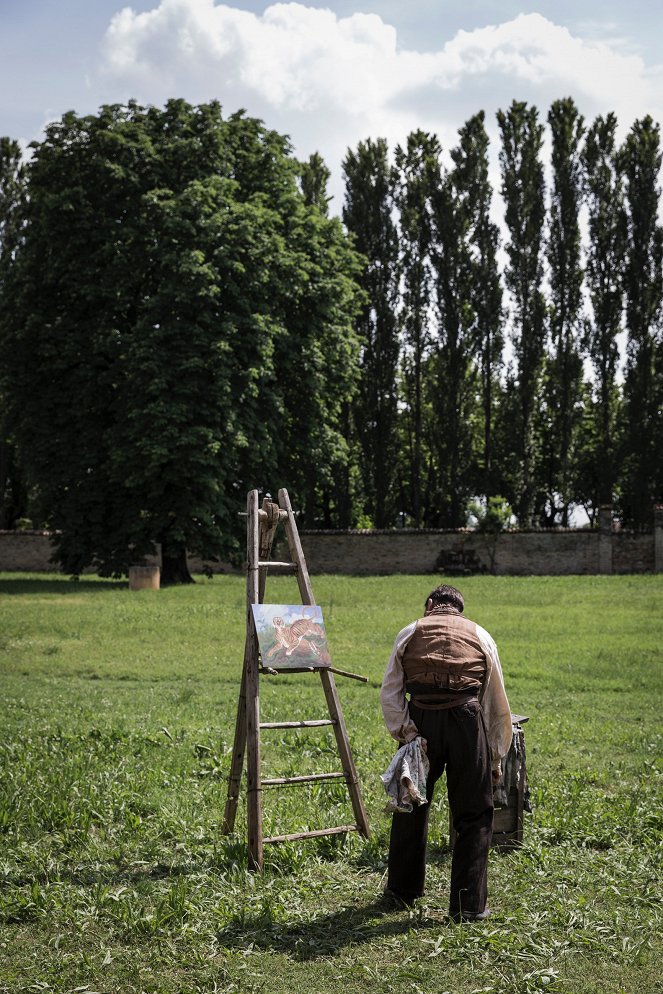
[425,584,464,613]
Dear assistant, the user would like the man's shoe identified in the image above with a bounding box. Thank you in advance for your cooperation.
[382,888,418,909]
[450,907,492,923]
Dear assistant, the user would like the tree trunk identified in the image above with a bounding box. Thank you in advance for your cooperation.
[161,542,194,585]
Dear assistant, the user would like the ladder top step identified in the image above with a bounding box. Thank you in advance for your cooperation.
[263,824,359,845]
[258,508,288,521]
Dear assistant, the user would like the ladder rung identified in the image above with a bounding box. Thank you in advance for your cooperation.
[261,772,345,786]
[257,560,297,570]
[259,719,336,729]
[263,824,359,844]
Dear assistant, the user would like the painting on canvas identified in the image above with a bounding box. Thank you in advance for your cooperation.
[251,604,332,669]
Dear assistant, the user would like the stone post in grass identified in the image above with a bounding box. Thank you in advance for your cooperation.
[129,565,160,590]
[655,504,663,573]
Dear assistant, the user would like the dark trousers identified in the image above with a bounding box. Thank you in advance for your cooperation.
[387,699,494,917]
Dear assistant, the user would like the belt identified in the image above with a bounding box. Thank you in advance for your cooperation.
[407,687,480,711]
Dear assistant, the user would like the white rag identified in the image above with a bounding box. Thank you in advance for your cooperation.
[380,736,430,814]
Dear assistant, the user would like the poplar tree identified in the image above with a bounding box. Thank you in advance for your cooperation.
[299,151,332,215]
[429,166,476,527]
[393,131,440,527]
[541,98,585,525]
[618,116,663,526]
[580,113,626,511]
[497,101,547,526]
[0,138,27,529]
[342,138,400,527]
[451,112,503,499]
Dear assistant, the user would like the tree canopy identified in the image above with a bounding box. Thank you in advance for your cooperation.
[0,100,361,581]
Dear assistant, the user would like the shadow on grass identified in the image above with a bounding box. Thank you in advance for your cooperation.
[0,577,127,596]
[5,861,203,889]
[216,898,447,960]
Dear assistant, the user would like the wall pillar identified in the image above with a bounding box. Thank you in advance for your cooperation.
[654,505,663,573]
[598,505,613,575]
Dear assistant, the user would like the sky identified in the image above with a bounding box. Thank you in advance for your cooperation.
[3,0,663,208]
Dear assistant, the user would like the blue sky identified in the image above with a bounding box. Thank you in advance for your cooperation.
[2,0,663,203]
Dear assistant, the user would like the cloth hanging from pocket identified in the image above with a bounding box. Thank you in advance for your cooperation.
[380,736,430,814]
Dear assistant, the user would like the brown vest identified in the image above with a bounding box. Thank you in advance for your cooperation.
[402,608,487,693]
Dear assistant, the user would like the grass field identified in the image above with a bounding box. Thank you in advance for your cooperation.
[0,571,661,994]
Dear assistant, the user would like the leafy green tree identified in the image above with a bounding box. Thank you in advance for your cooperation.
[272,192,362,528]
[1,101,361,581]
[618,116,663,526]
[393,131,440,527]
[497,101,547,526]
[580,113,627,512]
[342,138,400,527]
[451,112,503,499]
[539,98,586,526]
[0,137,28,529]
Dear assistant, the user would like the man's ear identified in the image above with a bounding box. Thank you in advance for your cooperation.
[425,598,433,612]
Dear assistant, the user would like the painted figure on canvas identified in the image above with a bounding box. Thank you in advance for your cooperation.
[251,604,332,669]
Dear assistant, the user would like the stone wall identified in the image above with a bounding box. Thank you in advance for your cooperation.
[1,522,661,576]
[297,527,659,576]
[0,532,236,576]
[0,531,61,572]
[612,531,656,574]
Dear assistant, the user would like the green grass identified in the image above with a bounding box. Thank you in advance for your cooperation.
[0,572,661,994]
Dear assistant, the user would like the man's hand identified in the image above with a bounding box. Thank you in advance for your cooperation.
[491,765,502,785]
[419,737,427,753]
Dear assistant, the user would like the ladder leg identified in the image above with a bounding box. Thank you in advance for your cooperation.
[246,619,263,869]
[245,491,263,870]
[319,669,370,838]
[278,488,315,604]
[222,659,247,834]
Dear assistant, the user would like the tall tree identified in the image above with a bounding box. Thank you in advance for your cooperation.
[451,112,503,500]
[272,191,362,528]
[428,166,476,527]
[0,137,28,529]
[342,138,400,527]
[393,131,440,527]
[580,113,626,512]
[497,101,547,526]
[1,101,361,580]
[540,97,586,526]
[618,116,663,526]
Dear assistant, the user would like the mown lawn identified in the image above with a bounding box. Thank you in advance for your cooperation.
[0,572,661,994]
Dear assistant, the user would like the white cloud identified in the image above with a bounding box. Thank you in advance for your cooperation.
[98,2,663,205]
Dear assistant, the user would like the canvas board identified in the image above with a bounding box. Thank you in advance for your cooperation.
[251,604,332,669]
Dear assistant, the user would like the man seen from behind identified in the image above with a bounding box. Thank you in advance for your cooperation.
[380,583,512,921]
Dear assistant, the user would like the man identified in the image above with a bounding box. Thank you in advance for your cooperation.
[380,583,512,921]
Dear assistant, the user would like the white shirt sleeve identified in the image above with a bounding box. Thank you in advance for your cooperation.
[380,621,419,743]
[476,624,513,768]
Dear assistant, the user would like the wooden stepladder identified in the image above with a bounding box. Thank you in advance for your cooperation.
[222,488,370,870]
